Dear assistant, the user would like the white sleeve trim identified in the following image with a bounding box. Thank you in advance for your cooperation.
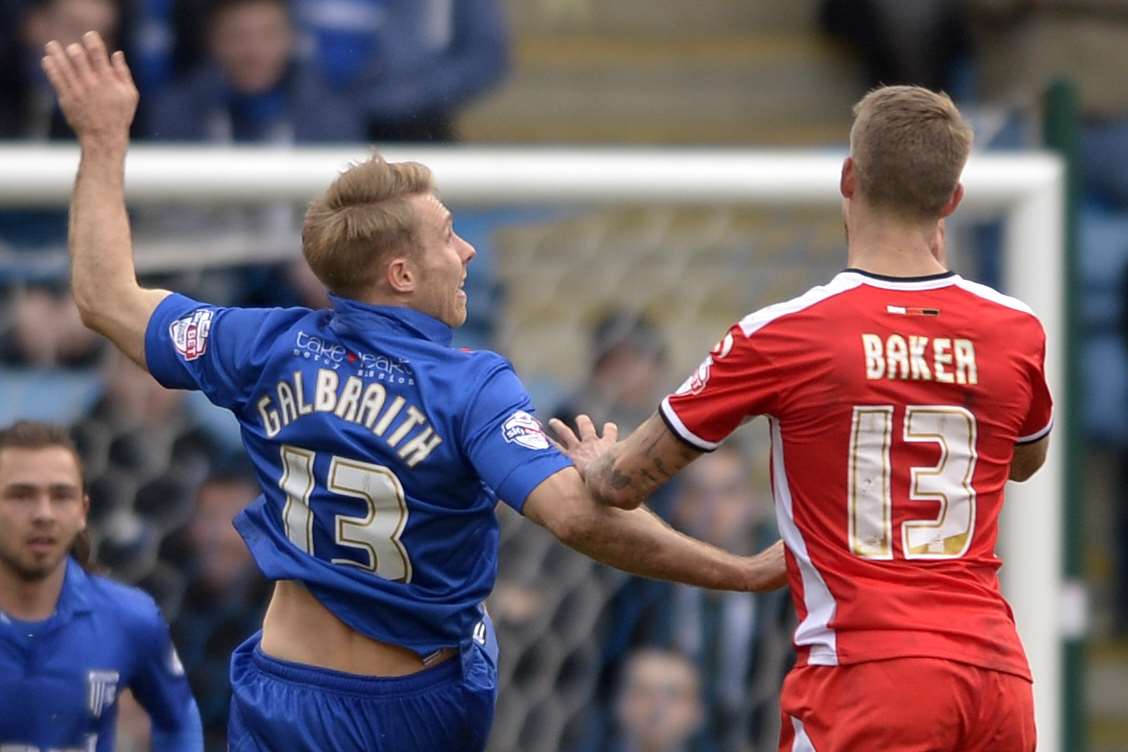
[1017,413,1054,444]
[660,397,721,451]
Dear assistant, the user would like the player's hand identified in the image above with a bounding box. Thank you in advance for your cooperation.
[41,31,138,148]
[547,415,618,479]
[743,540,788,592]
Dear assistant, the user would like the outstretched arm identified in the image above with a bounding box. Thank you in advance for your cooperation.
[524,466,786,592]
[42,32,169,368]
[549,413,702,510]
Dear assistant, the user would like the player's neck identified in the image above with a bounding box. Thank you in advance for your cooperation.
[846,212,948,279]
[0,560,66,621]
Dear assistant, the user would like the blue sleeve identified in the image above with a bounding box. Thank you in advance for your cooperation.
[144,293,296,411]
[461,360,572,512]
[150,698,203,752]
[127,603,203,750]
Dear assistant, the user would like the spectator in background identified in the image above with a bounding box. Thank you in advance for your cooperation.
[145,0,362,144]
[819,0,970,95]
[127,0,208,102]
[0,283,102,368]
[163,466,268,749]
[553,311,670,437]
[605,648,710,752]
[0,0,124,139]
[580,446,791,752]
[967,1,1128,206]
[663,444,782,751]
[292,0,509,142]
[142,0,362,315]
[554,310,680,721]
[0,0,124,250]
[71,350,224,578]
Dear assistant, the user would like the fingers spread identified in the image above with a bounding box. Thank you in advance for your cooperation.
[602,422,619,442]
[66,42,94,83]
[547,418,578,449]
[575,414,596,441]
[44,40,78,92]
[41,54,71,98]
[82,30,110,72]
[110,50,136,89]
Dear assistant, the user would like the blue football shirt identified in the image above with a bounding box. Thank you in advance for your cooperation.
[145,293,572,656]
[0,559,201,751]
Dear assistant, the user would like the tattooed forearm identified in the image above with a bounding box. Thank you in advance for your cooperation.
[609,469,632,489]
[587,445,643,507]
[585,412,706,509]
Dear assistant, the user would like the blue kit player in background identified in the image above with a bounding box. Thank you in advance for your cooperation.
[0,420,203,752]
[43,32,787,751]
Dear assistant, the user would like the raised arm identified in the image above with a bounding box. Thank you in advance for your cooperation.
[523,465,786,593]
[42,32,169,368]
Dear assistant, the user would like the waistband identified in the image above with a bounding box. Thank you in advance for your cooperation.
[244,633,462,696]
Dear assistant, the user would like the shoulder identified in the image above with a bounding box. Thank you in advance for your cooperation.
[953,277,1040,316]
[952,277,1046,332]
[460,347,512,372]
[83,573,166,637]
[159,297,314,344]
[426,345,511,374]
[449,348,517,393]
[735,273,865,340]
[235,304,319,336]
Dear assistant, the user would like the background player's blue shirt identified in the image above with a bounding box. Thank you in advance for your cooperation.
[0,558,202,752]
[145,293,572,656]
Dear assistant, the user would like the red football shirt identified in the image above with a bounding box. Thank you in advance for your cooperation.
[662,270,1053,680]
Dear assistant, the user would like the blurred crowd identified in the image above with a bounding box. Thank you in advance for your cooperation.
[2,0,1128,750]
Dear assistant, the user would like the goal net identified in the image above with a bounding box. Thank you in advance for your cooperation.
[0,146,1065,751]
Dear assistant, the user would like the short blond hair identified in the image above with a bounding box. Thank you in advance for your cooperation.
[849,85,973,220]
[301,157,434,297]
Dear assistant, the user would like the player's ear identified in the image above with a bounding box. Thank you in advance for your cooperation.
[940,182,964,218]
[80,493,90,530]
[840,157,856,200]
[386,256,416,294]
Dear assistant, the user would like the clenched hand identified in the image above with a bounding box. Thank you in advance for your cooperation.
[41,31,138,148]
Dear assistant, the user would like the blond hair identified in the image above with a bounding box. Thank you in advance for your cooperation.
[301,156,434,297]
[849,85,973,220]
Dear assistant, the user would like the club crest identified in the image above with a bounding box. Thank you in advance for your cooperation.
[502,410,550,450]
[169,308,214,361]
[87,669,120,719]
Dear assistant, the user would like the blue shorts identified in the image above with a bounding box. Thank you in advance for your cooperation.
[227,626,497,752]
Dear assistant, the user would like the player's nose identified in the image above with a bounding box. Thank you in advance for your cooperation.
[30,494,56,523]
[458,233,476,264]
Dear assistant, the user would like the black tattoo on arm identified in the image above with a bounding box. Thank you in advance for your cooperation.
[609,469,632,490]
[587,413,704,508]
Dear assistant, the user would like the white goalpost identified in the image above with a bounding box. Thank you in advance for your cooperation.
[0,145,1066,749]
